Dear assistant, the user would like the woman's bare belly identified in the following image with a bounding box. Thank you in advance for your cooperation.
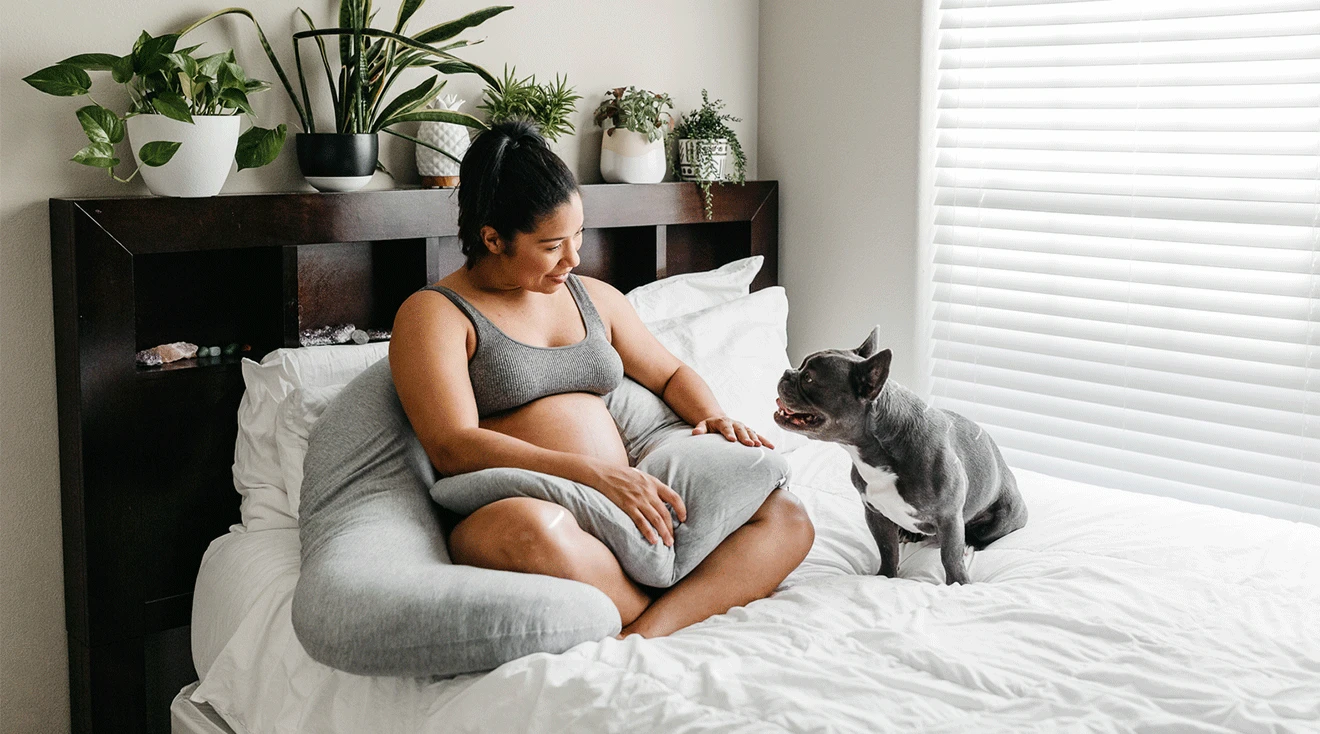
[479,392,630,467]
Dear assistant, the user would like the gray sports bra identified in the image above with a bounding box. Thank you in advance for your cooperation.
[422,274,625,418]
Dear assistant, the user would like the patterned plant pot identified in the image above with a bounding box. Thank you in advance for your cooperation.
[678,138,730,182]
[416,94,470,188]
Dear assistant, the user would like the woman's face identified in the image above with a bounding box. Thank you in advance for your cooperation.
[481,192,585,294]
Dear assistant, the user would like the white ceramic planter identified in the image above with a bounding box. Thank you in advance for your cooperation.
[678,138,730,182]
[125,114,240,197]
[600,126,666,184]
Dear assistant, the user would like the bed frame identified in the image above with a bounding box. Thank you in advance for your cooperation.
[48,180,779,734]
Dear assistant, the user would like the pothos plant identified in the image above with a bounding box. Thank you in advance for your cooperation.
[672,89,747,220]
[22,31,285,182]
[180,3,508,170]
[592,86,674,142]
[478,64,581,142]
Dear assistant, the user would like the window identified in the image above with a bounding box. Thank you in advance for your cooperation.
[922,0,1320,524]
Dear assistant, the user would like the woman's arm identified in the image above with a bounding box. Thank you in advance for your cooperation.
[583,278,773,448]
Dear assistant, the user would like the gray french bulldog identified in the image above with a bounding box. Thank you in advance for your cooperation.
[775,327,1027,584]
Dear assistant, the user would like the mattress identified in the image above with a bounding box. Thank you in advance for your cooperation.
[189,440,1320,733]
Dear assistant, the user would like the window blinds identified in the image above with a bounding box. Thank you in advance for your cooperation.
[926,0,1320,524]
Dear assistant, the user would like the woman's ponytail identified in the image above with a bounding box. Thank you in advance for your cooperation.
[456,119,578,266]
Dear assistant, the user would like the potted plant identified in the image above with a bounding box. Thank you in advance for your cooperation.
[181,3,505,192]
[673,89,748,220]
[593,86,673,184]
[23,31,285,197]
[478,64,581,143]
[415,93,470,188]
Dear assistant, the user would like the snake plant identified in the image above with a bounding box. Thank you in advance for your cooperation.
[180,3,510,164]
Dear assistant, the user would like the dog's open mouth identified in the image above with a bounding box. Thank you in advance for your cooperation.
[775,398,823,429]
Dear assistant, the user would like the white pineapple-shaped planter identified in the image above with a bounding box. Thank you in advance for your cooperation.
[416,94,470,188]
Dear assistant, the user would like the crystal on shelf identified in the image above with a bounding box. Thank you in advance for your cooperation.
[136,341,198,367]
[299,323,357,347]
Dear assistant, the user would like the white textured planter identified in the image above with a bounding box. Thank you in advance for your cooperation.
[125,114,239,197]
[678,138,730,182]
[600,126,666,184]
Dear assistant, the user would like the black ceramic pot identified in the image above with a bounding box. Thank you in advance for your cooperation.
[295,133,379,192]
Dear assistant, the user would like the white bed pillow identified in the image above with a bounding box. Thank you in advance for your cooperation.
[234,343,389,529]
[626,255,762,323]
[646,287,806,453]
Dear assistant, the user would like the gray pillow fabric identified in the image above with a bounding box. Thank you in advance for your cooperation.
[291,358,788,678]
[432,377,791,588]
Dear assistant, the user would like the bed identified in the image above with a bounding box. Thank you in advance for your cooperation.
[179,443,1320,733]
[49,183,1320,734]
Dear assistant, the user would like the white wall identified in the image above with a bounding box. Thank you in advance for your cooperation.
[759,0,923,386]
[0,2,758,731]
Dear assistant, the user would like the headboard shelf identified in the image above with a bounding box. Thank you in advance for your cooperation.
[50,180,778,733]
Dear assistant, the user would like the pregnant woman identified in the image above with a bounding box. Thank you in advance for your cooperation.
[389,121,814,638]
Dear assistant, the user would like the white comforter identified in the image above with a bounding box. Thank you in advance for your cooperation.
[194,441,1320,733]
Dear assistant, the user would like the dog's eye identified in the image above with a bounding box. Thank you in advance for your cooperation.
[803,373,813,384]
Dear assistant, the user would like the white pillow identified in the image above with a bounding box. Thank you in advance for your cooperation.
[626,255,762,323]
[274,383,349,518]
[234,342,390,529]
[646,287,807,453]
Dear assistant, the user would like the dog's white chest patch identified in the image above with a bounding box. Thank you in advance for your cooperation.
[842,446,926,534]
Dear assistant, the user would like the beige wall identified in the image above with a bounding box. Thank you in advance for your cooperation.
[0,2,758,731]
[759,0,922,386]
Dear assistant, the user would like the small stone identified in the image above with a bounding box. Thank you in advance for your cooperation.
[351,329,369,345]
[223,343,239,356]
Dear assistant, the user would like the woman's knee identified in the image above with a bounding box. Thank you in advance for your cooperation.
[754,489,815,555]
[448,497,595,580]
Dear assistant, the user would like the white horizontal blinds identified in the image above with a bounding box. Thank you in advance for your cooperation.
[928,0,1320,524]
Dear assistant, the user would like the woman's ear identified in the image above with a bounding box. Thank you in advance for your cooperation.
[479,225,504,255]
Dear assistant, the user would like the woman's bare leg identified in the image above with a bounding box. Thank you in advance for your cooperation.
[449,497,652,626]
[619,488,814,638]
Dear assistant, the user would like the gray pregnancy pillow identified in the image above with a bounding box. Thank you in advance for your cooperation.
[291,357,789,678]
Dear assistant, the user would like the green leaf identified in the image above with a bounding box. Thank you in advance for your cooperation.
[412,5,513,45]
[165,52,199,79]
[219,87,253,115]
[139,140,182,166]
[132,32,179,75]
[371,75,438,131]
[59,53,121,71]
[234,123,285,170]
[379,108,487,129]
[22,64,91,96]
[223,61,247,84]
[394,0,427,33]
[150,91,193,123]
[76,104,124,144]
[197,52,228,80]
[111,54,134,83]
[244,78,271,94]
[131,31,179,75]
[71,142,118,169]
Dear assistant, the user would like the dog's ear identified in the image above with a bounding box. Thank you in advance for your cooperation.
[854,326,882,358]
[853,348,892,401]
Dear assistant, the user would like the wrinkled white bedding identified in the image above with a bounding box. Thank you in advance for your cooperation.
[192,440,1320,733]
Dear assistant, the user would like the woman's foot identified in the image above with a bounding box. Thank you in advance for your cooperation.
[611,489,814,639]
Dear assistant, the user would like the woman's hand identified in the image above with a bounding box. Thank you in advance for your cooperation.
[588,463,688,546]
[692,416,776,449]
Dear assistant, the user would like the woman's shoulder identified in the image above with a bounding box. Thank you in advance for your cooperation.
[392,281,478,359]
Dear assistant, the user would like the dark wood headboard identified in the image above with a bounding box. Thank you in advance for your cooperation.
[49,180,778,733]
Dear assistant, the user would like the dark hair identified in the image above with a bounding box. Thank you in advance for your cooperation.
[457,119,580,268]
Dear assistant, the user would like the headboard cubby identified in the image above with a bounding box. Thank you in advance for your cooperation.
[50,179,778,733]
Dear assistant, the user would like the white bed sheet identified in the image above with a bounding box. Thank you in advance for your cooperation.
[191,440,1320,733]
